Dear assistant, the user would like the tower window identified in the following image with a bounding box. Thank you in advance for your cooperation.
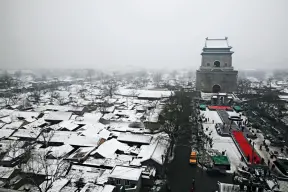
[224,63,228,67]
[207,63,210,66]
[214,61,220,67]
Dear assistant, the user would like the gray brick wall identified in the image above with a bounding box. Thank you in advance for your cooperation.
[196,50,238,93]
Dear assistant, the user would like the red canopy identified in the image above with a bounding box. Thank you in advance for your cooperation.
[208,106,232,110]
[232,131,261,164]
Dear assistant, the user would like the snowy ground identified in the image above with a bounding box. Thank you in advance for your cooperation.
[201,110,245,173]
[200,110,223,124]
[251,128,288,177]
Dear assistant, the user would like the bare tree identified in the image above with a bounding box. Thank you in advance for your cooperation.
[169,70,178,79]
[186,70,194,81]
[37,130,56,148]
[23,151,69,192]
[86,69,95,83]
[130,89,138,99]
[267,77,273,88]
[1,94,17,106]
[16,130,70,192]
[0,71,17,89]
[101,78,119,98]
[98,100,113,114]
[0,140,31,168]
[28,90,41,104]
[157,91,192,155]
[14,70,22,79]
[152,72,162,87]
[237,78,252,94]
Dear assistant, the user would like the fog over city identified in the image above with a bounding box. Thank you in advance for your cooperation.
[2,1,288,192]
[1,0,287,70]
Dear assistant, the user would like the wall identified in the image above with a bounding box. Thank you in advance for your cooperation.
[201,54,232,67]
[196,70,238,93]
[141,159,163,177]
[108,177,141,192]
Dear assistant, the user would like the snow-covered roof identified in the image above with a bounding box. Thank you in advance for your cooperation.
[0,116,12,124]
[23,118,47,129]
[92,138,129,158]
[44,178,69,192]
[98,129,111,140]
[41,131,78,143]
[80,183,103,192]
[145,108,162,123]
[0,109,14,118]
[78,123,104,136]
[1,121,23,130]
[109,166,142,181]
[137,90,172,99]
[102,113,115,120]
[45,111,73,121]
[65,135,101,147]
[104,106,115,113]
[117,133,152,144]
[279,95,288,101]
[12,111,40,120]
[22,158,69,176]
[75,113,103,124]
[83,157,106,167]
[59,186,77,192]
[58,120,79,131]
[97,170,111,185]
[35,105,84,112]
[68,165,105,184]
[2,148,26,162]
[0,121,5,128]
[138,136,169,165]
[103,157,130,168]
[0,129,15,139]
[67,146,95,160]
[102,185,115,192]
[0,167,16,179]
[117,88,173,98]
[12,128,41,139]
[48,144,74,158]
[205,37,230,48]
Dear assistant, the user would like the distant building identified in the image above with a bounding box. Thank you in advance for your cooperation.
[196,37,238,93]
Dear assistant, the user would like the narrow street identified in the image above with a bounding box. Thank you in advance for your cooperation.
[167,146,233,192]
[166,102,233,192]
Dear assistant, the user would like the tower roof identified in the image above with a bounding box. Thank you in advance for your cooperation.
[204,37,231,49]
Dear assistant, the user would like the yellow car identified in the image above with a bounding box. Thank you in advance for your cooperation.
[189,151,197,165]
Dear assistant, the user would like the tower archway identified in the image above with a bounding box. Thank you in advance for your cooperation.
[214,60,220,67]
[212,84,221,93]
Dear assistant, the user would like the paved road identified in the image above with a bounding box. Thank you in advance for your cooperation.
[217,110,238,131]
[217,110,253,137]
[167,145,233,192]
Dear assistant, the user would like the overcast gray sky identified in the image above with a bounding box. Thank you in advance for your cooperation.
[0,0,287,70]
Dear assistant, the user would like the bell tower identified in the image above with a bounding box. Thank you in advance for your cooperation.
[196,37,238,93]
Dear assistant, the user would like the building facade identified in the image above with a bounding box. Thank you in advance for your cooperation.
[196,37,238,93]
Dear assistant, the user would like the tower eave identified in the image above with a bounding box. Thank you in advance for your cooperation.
[201,51,234,55]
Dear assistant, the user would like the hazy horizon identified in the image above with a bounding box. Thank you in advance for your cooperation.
[1,0,287,70]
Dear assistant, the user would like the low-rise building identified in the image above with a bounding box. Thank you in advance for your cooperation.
[108,165,142,192]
